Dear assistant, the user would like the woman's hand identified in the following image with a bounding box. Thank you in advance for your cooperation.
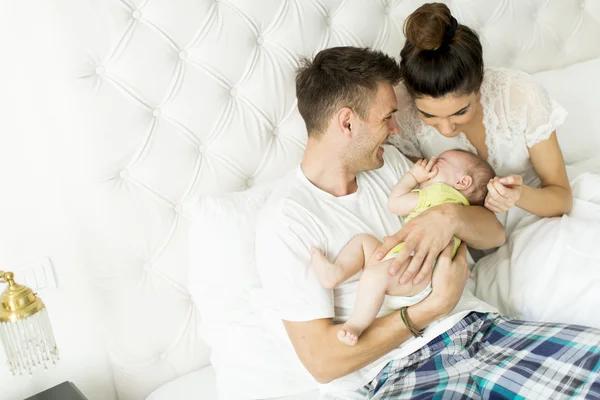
[484,175,523,214]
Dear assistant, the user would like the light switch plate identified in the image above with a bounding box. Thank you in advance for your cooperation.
[9,257,57,292]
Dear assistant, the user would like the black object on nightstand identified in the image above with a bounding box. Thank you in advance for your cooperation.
[24,381,88,400]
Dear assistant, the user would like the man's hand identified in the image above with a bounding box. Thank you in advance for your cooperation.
[374,204,455,285]
[414,241,470,320]
[409,157,438,184]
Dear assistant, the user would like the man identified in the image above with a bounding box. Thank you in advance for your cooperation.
[256,47,600,399]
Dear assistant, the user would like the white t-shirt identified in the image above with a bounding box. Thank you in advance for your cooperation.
[255,145,498,394]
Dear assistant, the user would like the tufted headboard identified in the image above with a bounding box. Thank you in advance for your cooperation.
[63,0,600,398]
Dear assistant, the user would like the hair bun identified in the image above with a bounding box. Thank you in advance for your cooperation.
[404,3,454,51]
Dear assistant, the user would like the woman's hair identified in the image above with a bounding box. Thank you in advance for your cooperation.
[400,3,484,99]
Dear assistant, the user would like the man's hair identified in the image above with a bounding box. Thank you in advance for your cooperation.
[295,47,402,137]
[454,149,495,206]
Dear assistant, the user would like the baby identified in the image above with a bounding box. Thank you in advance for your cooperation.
[310,149,495,346]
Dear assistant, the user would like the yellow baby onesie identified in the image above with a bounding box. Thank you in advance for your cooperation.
[384,182,470,260]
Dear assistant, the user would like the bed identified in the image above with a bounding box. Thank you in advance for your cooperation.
[61,0,600,398]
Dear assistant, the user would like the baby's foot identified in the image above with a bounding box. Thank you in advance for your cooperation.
[337,322,360,346]
[310,247,342,289]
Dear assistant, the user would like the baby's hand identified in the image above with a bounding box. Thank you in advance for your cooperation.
[409,158,438,183]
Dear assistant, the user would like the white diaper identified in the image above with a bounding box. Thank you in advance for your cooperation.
[382,283,432,311]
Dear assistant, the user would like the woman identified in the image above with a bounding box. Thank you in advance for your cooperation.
[390,3,572,222]
[389,3,599,328]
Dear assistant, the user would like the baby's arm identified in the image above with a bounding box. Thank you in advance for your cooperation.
[388,158,436,216]
[388,178,419,216]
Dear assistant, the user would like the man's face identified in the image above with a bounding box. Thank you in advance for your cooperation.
[349,82,399,172]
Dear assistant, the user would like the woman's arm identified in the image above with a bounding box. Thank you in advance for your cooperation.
[486,133,572,217]
[520,132,572,215]
[485,70,571,217]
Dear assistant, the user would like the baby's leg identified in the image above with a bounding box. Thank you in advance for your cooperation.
[311,233,381,289]
[338,259,395,346]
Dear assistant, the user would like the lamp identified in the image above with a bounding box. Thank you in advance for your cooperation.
[0,270,59,375]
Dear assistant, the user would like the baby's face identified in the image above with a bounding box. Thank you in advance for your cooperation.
[421,150,467,188]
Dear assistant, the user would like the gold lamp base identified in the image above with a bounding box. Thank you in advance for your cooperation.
[0,270,59,375]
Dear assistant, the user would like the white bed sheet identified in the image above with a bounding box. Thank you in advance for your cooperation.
[472,160,600,328]
[145,365,319,400]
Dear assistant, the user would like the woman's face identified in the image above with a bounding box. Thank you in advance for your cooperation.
[414,92,480,138]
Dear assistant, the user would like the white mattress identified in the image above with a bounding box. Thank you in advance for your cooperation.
[145,366,319,400]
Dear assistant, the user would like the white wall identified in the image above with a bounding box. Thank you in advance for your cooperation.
[0,1,116,399]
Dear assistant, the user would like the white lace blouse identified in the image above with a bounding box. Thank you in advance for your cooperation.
[388,68,567,188]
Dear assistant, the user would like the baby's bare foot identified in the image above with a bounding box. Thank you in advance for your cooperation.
[337,322,360,346]
[310,247,342,289]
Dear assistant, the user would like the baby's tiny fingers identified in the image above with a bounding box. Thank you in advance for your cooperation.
[425,157,436,171]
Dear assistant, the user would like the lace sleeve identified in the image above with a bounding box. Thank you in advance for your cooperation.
[388,83,423,158]
[508,71,568,148]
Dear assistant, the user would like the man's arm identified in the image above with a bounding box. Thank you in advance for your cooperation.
[284,242,470,383]
[284,301,435,383]
[374,203,505,285]
[450,204,506,249]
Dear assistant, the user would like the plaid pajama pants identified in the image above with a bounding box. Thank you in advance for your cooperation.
[364,312,600,399]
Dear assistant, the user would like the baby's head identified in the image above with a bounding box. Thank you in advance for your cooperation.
[422,149,495,205]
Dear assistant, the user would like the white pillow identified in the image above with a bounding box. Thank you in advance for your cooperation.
[188,182,317,399]
[533,56,600,166]
[189,186,267,344]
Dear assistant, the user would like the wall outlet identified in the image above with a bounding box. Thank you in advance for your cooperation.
[7,257,57,292]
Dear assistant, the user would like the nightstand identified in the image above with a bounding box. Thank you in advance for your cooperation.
[24,381,87,400]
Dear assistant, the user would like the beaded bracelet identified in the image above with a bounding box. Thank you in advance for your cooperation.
[400,306,424,338]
